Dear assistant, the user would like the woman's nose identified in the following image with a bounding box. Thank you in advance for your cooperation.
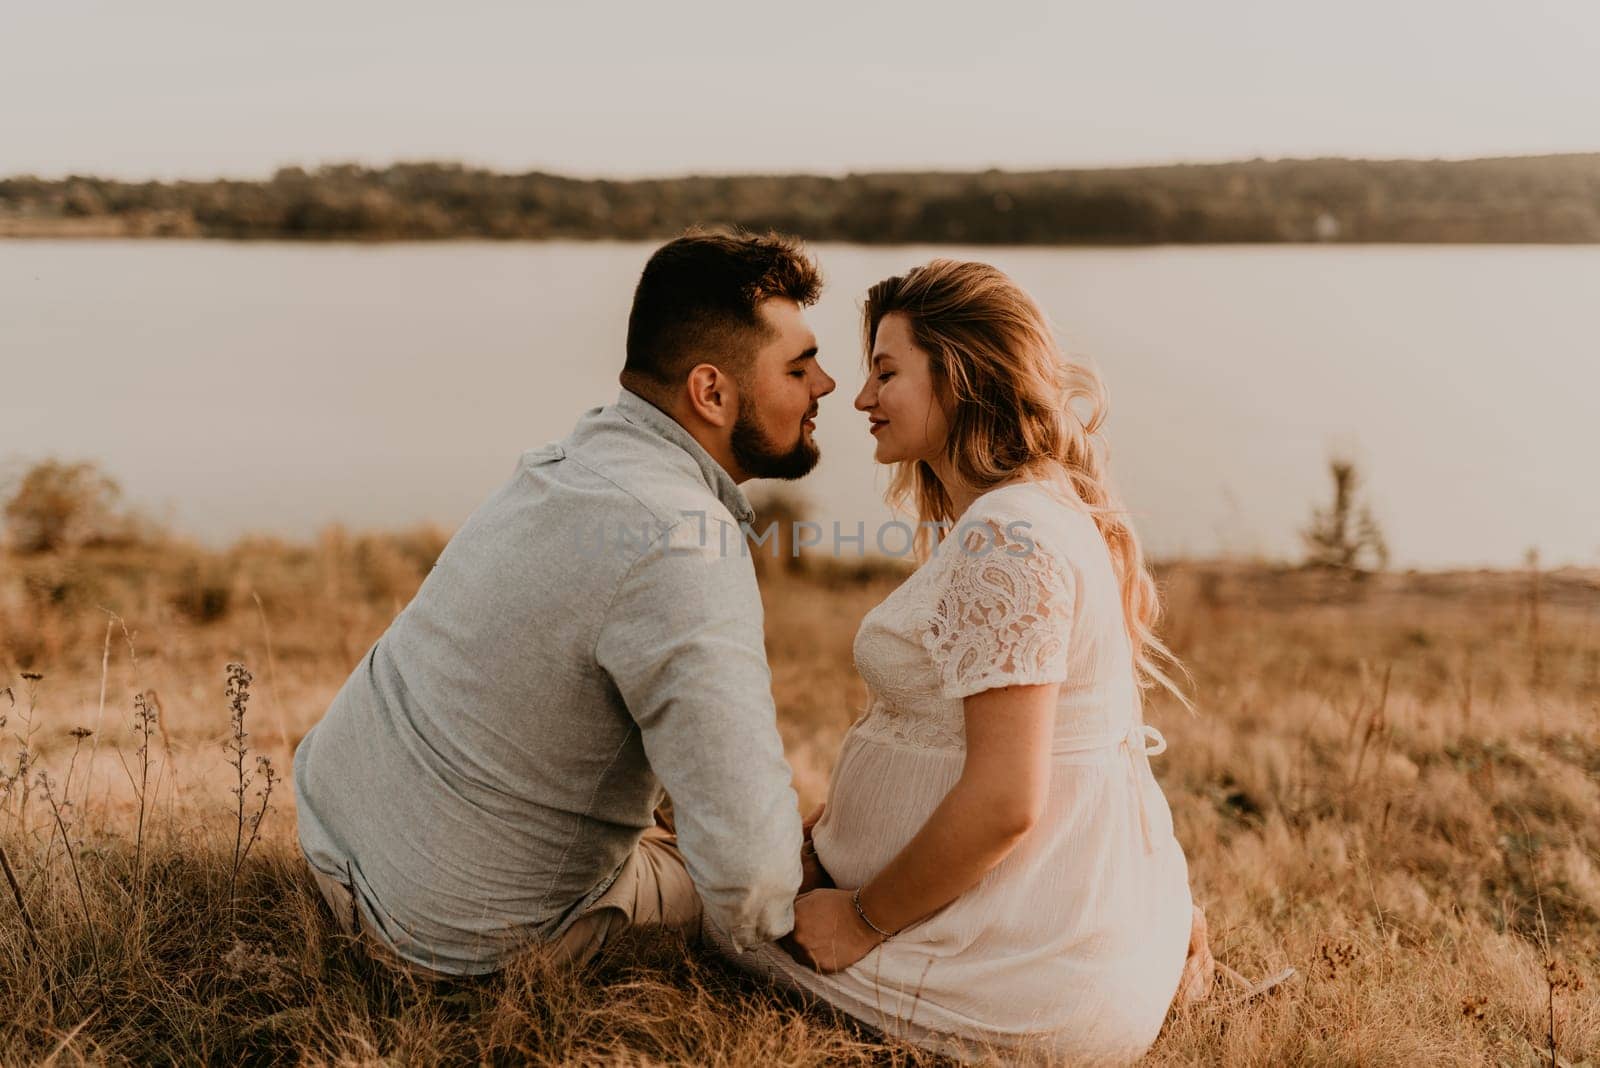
[853,382,872,411]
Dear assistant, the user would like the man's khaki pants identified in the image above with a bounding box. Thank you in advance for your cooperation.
[308,825,703,978]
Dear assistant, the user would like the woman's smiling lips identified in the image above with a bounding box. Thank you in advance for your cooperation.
[869,419,889,435]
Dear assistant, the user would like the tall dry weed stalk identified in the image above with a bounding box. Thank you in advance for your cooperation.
[61,726,92,801]
[0,683,14,813]
[224,663,277,909]
[1525,548,1544,698]
[37,771,106,1004]
[0,837,37,956]
[1343,661,1393,797]
[3,673,43,823]
[131,690,155,887]
[1511,808,1590,1068]
[86,617,113,811]
[0,681,39,978]
[0,831,83,1018]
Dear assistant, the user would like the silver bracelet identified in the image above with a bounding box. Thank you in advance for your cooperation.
[851,887,895,941]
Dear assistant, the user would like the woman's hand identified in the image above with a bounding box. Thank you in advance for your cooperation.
[781,887,882,973]
[1175,904,1215,1005]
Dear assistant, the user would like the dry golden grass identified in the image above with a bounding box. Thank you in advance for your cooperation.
[1,530,1597,1065]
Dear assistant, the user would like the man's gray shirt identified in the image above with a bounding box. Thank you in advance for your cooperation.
[293,388,803,975]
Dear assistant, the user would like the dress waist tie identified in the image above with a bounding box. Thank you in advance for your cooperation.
[1124,723,1167,854]
[1052,722,1168,854]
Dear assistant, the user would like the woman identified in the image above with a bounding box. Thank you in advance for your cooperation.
[710,260,1231,1063]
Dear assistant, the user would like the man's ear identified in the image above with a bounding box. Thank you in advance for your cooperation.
[682,363,738,429]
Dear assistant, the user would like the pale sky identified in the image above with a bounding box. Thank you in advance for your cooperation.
[3,0,1599,180]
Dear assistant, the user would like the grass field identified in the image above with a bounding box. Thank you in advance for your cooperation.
[1,527,1597,1065]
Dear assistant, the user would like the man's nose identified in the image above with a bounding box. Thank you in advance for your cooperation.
[814,367,837,397]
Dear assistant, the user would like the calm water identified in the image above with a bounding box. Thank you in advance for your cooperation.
[3,240,1597,568]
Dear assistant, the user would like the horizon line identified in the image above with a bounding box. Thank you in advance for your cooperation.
[9,148,1600,187]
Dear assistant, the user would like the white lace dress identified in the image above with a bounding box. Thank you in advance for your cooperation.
[710,480,1194,1064]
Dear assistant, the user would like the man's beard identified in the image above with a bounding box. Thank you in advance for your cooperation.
[730,403,820,480]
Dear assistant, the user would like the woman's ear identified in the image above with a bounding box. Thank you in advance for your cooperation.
[933,364,960,421]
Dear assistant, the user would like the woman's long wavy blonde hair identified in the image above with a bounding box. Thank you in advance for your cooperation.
[864,259,1190,711]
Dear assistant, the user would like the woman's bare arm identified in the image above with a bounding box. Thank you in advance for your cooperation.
[784,681,1057,972]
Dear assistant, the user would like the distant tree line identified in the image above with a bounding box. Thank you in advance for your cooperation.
[4,154,1600,243]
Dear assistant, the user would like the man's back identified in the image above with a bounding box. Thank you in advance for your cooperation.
[293,389,802,975]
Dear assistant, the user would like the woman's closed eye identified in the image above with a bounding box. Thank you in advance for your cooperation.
[877,372,894,382]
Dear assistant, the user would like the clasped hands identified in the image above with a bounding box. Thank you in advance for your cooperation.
[780,802,887,974]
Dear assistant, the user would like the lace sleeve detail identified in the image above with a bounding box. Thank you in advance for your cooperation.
[921,517,1075,700]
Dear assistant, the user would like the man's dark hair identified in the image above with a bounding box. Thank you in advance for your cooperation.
[622,229,822,397]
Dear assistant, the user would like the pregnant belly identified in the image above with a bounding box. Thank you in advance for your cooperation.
[810,728,965,890]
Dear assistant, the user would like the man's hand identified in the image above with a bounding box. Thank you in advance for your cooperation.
[797,802,833,894]
[798,839,834,895]
[801,802,825,841]
[780,887,882,973]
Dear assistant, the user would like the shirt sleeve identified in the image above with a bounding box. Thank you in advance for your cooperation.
[593,515,803,950]
[921,514,1076,700]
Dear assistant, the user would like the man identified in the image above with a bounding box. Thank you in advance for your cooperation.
[293,230,837,976]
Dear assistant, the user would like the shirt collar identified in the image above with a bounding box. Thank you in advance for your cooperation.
[613,388,755,526]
